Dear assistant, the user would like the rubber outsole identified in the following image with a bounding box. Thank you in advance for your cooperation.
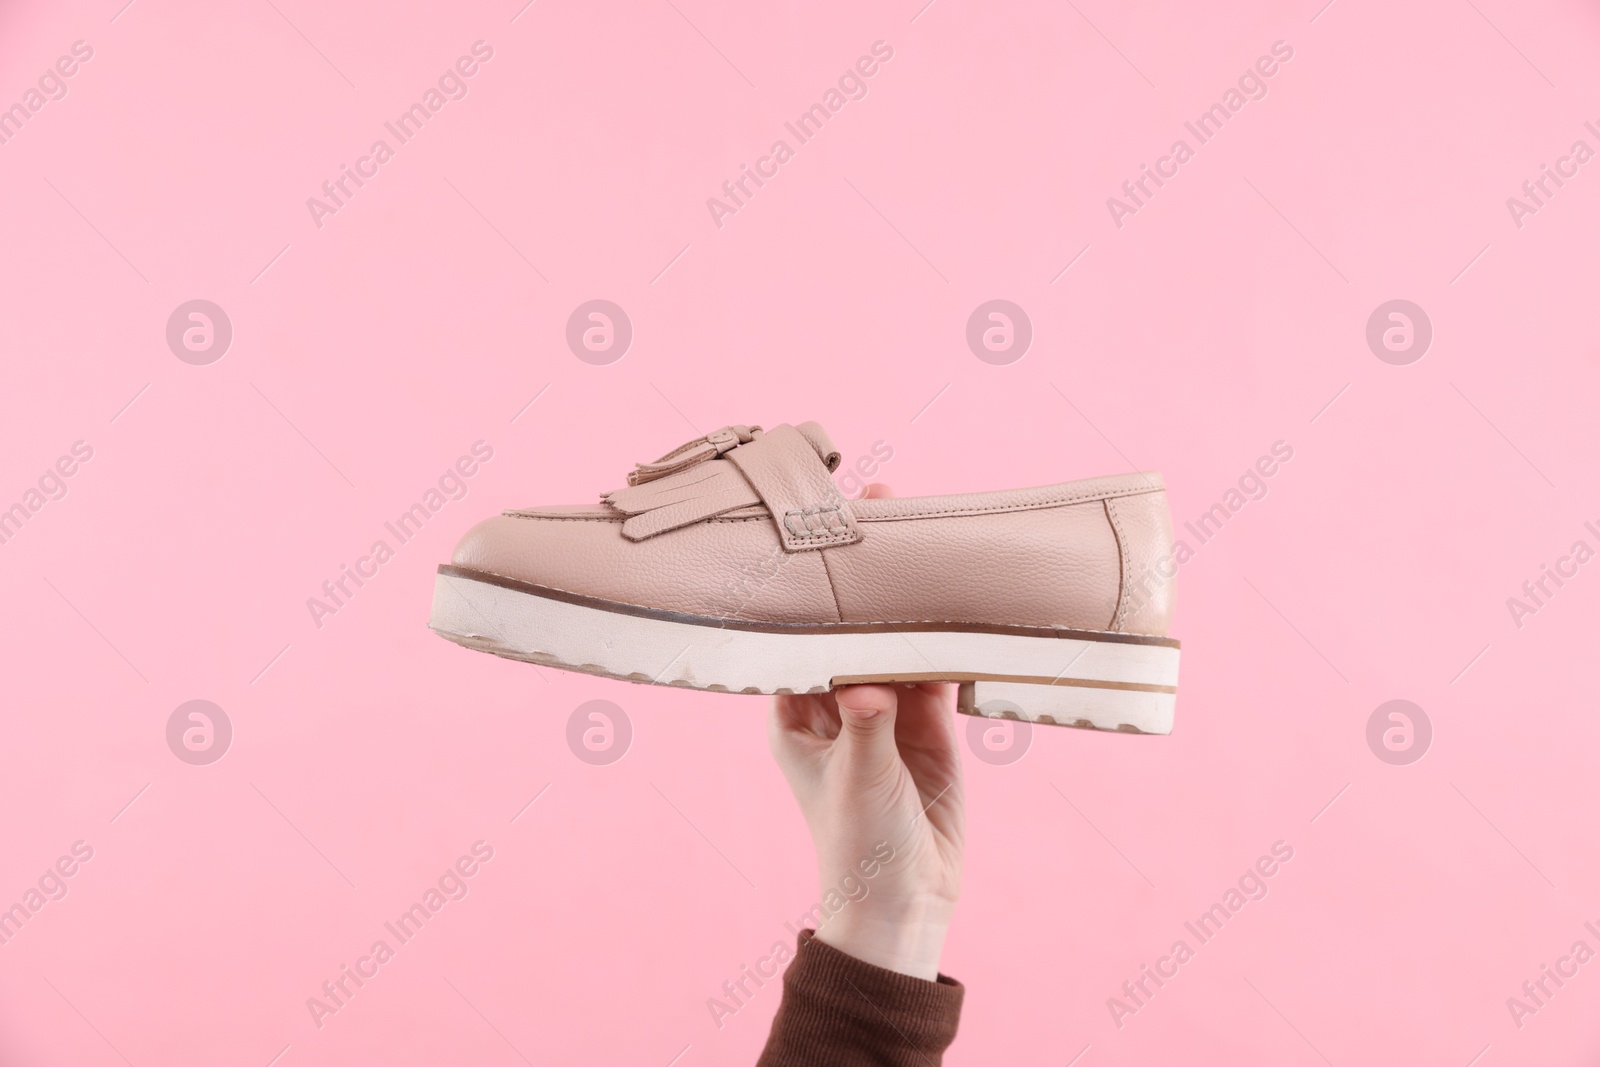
[429,566,1179,734]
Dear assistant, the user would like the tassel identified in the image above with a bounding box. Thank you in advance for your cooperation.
[624,425,760,486]
[604,459,761,541]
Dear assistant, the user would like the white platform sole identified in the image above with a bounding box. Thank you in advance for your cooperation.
[429,567,1179,734]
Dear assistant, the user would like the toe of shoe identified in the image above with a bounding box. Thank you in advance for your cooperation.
[448,509,626,592]
[449,514,540,578]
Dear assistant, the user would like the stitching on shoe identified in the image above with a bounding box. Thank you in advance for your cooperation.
[854,484,1164,522]
[782,505,855,544]
[458,568,1157,636]
[815,547,848,624]
[501,513,770,524]
[508,485,1164,526]
[1104,498,1131,631]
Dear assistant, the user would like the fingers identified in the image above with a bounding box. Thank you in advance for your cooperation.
[836,683,897,720]
[894,682,961,741]
[832,684,902,782]
[861,482,895,499]
[769,692,810,734]
[768,693,838,768]
[767,695,793,759]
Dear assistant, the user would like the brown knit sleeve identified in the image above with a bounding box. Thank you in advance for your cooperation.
[756,929,964,1066]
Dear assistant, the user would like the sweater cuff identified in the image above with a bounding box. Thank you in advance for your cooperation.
[757,929,964,1066]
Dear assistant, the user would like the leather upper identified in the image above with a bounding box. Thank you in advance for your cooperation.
[604,422,862,550]
[449,422,1176,635]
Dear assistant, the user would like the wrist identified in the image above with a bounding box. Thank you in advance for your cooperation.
[813,899,954,980]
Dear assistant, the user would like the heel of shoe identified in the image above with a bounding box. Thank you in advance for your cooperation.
[957,679,1174,735]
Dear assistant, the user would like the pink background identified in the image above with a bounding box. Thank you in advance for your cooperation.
[3,0,1599,1063]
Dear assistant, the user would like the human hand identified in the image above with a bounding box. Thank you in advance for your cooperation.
[767,484,965,980]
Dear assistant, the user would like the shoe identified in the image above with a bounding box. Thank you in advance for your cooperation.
[429,422,1180,733]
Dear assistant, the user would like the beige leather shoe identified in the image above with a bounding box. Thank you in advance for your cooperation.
[430,422,1179,733]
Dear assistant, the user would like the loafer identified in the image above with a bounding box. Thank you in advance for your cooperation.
[429,422,1180,733]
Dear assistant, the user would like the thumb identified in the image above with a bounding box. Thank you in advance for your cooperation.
[832,685,901,778]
